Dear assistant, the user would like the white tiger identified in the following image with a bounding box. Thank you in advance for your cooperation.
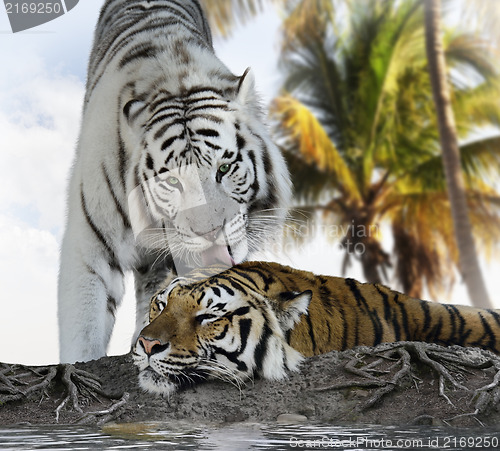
[58,0,291,363]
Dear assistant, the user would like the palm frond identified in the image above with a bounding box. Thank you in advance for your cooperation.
[279,25,353,151]
[271,94,361,201]
[200,0,273,37]
[387,190,458,294]
[446,32,499,85]
[392,222,448,298]
[401,135,500,190]
[453,81,500,131]
[466,189,500,259]
[283,149,337,202]
[452,0,500,54]
[280,0,332,51]
[459,136,500,183]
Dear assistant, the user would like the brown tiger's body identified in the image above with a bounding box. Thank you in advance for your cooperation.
[265,263,500,356]
[133,261,500,395]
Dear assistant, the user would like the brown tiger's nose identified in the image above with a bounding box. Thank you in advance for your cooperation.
[138,336,165,356]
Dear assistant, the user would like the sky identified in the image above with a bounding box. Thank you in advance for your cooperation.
[0,1,499,366]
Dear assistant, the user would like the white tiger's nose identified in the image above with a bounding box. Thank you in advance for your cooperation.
[193,226,222,242]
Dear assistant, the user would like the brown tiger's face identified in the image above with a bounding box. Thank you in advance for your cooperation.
[132,275,310,395]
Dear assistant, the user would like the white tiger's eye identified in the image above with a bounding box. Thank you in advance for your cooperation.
[218,163,231,174]
[167,176,179,185]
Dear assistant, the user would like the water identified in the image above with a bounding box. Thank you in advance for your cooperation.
[1,422,500,450]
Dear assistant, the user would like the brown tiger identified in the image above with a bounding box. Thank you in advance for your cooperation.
[133,261,500,394]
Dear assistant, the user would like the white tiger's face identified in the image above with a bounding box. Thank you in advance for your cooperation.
[125,73,287,270]
[155,165,246,246]
[133,160,249,268]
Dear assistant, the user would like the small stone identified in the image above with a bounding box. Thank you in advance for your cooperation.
[351,389,369,398]
[276,413,308,424]
[431,417,446,427]
[299,405,316,417]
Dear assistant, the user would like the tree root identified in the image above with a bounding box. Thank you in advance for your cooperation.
[0,364,57,404]
[74,392,130,426]
[313,341,500,422]
[0,363,128,424]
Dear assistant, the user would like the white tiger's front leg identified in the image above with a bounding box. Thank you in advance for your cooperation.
[132,255,174,343]
[58,206,127,364]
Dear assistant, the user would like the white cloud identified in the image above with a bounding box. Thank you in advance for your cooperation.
[0,57,139,364]
[0,62,83,233]
[0,57,140,363]
[0,1,101,80]
[0,6,94,365]
[0,215,59,365]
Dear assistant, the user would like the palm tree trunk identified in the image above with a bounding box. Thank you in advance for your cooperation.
[424,0,492,308]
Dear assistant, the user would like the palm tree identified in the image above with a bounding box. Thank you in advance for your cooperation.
[201,0,500,302]
[424,0,491,307]
[270,0,500,299]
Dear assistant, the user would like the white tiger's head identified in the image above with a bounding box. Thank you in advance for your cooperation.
[124,68,291,269]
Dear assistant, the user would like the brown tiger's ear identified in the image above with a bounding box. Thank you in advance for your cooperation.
[148,293,165,323]
[277,290,312,331]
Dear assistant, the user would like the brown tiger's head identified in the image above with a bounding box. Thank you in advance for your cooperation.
[132,269,312,395]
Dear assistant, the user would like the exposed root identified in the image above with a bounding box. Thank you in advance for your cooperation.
[362,345,412,409]
[74,392,130,426]
[0,364,57,404]
[0,363,128,424]
[312,341,500,422]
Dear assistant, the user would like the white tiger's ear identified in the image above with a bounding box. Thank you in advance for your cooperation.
[236,67,256,105]
[123,99,146,125]
[277,290,312,331]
